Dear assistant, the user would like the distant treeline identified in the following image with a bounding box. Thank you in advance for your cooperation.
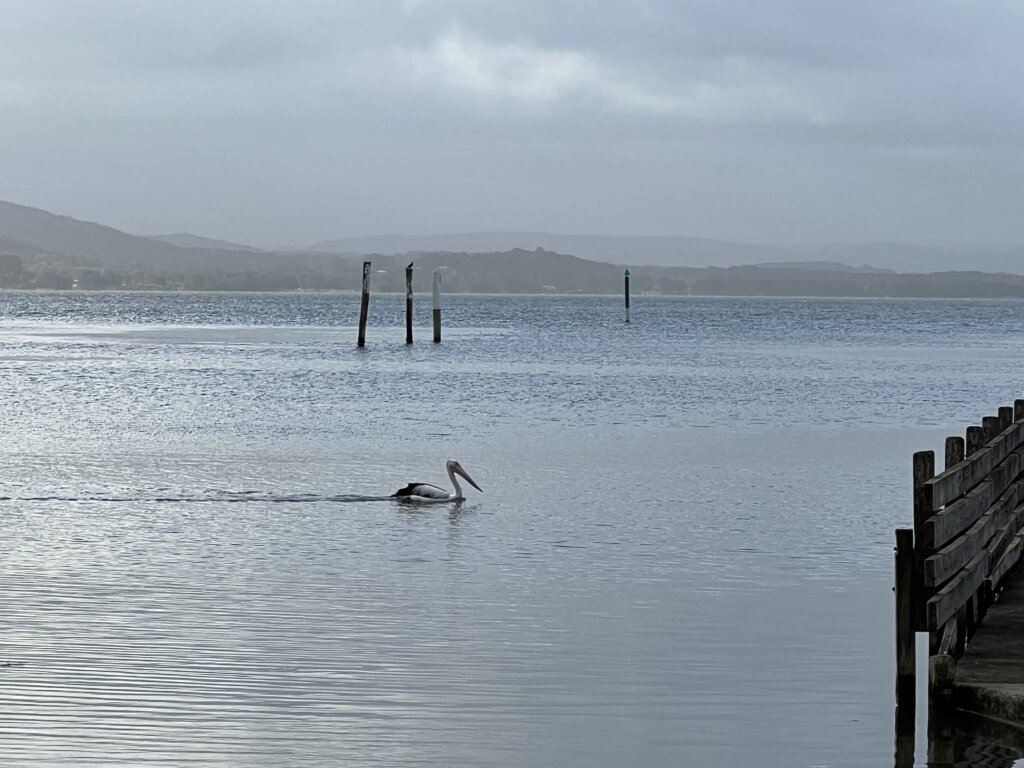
[3,249,1024,298]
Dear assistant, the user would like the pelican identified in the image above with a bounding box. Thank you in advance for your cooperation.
[392,460,482,502]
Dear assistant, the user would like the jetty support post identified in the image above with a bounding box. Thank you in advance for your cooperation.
[999,405,1014,431]
[895,527,916,710]
[912,450,935,637]
[432,270,442,343]
[944,436,964,470]
[624,269,631,323]
[357,260,371,348]
[405,262,414,345]
[894,705,915,768]
[965,425,984,457]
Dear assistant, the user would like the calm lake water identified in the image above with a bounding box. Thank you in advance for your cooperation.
[2,291,1024,767]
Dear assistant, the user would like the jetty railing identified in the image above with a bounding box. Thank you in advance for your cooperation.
[896,400,1024,701]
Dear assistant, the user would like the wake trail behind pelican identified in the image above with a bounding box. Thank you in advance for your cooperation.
[0,491,394,504]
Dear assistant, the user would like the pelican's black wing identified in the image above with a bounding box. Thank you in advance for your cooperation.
[392,482,448,499]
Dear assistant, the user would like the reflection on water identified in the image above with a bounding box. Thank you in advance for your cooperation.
[5,293,1024,765]
[917,709,1024,767]
[889,656,1024,766]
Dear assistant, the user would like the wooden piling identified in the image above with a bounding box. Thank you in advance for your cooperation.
[405,262,414,345]
[999,406,1014,431]
[966,425,984,457]
[982,415,1000,442]
[944,436,964,470]
[895,527,916,707]
[357,260,371,348]
[624,269,631,323]
[894,705,915,768]
[927,708,955,765]
[912,451,934,632]
[432,269,442,343]
[912,451,935,551]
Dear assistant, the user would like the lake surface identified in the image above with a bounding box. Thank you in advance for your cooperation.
[2,291,1024,767]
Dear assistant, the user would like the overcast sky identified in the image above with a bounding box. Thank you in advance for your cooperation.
[1,1,1022,246]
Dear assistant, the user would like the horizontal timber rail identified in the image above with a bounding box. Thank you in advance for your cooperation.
[896,398,1024,723]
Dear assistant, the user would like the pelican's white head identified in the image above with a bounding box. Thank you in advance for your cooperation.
[447,459,482,493]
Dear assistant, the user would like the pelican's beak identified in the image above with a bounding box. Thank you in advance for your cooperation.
[455,464,482,493]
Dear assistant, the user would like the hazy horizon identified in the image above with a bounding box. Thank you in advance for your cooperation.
[2,3,1023,251]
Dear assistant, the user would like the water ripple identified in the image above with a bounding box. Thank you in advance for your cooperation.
[3,293,1024,766]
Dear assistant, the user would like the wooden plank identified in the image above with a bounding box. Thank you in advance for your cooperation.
[924,482,1021,586]
[1015,398,1024,422]
[989,534,1024,593]
[926,420,1024,510]
[954,605,968,657]
[938,614,958,656]
[987,527,1011,574]
[965,594,976,641]
[926,476,997,553]
[984,504,1024,574]
[925,449,1024,551]
[927,547,990,631]
[995,415,1024,444]
[1004,449,1021,486]
[935,492,1023,587]
[926,448,992,512]
[994,456,1013,496]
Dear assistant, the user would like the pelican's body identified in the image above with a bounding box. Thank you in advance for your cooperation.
[392,460,482,503]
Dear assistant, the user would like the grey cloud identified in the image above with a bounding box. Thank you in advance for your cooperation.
[1,1,1023,247]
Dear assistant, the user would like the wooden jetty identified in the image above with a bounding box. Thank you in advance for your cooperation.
[896,399,1024,726]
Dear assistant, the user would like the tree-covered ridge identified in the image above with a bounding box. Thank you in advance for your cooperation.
[4,248,1024,298]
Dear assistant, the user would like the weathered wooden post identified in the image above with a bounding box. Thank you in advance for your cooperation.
[944,436,964,470]
[912,451,935,639]
[966,426,984,457]
[999,406,1014,431]
[946,434,972,640]
[927,710,955,765]
[894,707,915,768]
[405,262,414,345]
[895,527,916,709]
[357,260,371,348]
[432,269,442,343]
[982,415,1000,442]
[624,269,631,323]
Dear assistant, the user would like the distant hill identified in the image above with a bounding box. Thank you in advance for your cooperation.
[754,261,893,274]
[306,232,792,268]
[5,199,1024,294]
[308,232,1024,274]
[0,200,258,269]
[145,233,263,252]
[788,241,1024,275]
[0,200,332,271]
